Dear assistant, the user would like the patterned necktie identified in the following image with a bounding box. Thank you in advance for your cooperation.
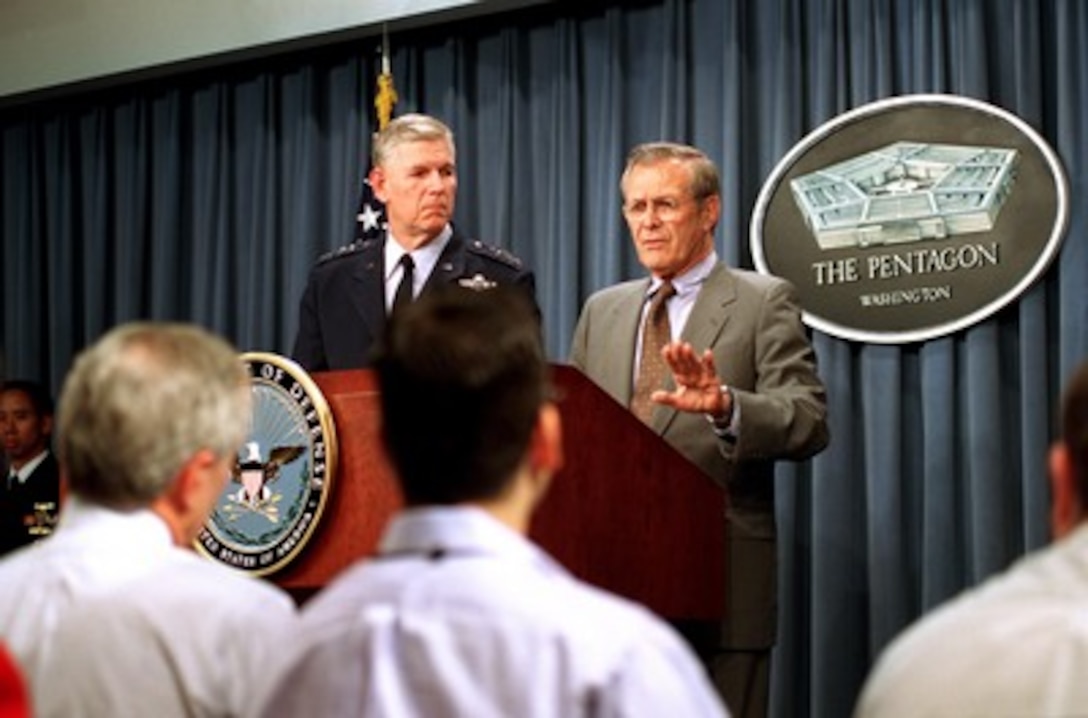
[631,280,676,424]
[392,254,415,314]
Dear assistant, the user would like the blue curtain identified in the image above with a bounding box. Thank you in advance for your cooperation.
[3,1,1086,715]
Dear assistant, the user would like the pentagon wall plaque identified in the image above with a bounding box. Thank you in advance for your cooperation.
[750,94,1068,344]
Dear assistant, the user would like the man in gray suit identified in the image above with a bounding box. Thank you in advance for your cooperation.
[570,142,829,718]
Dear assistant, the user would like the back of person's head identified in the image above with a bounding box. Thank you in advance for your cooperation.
[371,113,455,166]
[1061,360,1088,506]
[57,322,251,510]
[0,380,54,420]
[374,286,547,505]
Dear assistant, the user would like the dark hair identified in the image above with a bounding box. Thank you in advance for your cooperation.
[0,379,54,418]
[1061,361,1088,506]
[374,285,547,505]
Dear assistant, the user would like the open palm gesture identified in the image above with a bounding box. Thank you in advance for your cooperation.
[650,342,731,419]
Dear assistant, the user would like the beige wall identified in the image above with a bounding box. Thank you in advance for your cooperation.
[0,0,545,101]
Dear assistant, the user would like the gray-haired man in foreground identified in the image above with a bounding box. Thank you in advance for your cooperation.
[0,322,297,717]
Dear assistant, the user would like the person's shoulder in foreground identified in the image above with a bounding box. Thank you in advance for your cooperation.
[38,550,296,718]
[265,506,725,717]
[258,285,727,718]
[855,359,1088,717]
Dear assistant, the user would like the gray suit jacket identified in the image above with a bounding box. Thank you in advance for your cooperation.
[570,262,828,647]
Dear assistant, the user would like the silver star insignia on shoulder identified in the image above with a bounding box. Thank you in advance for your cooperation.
[458,273,497,291]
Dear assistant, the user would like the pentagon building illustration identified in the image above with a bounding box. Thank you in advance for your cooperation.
[790,142,1019,250]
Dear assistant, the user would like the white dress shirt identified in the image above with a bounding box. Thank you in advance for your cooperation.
[856,524,1088,717]
[384,225,453,310]
[0,496,298,717]
[257,506,728,718]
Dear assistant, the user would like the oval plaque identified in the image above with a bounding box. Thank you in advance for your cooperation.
[750,94,1069,344]
[196,352,337,576]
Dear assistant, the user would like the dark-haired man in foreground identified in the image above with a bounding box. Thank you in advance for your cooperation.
[260,286,728,717]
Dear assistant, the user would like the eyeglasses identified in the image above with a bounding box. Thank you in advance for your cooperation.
[622,196,698,219]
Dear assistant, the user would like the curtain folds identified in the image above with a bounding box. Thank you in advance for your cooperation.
[2,1,1085,715]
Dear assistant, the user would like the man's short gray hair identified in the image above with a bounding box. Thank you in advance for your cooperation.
[371,113,456,167]
[57,322,251,509]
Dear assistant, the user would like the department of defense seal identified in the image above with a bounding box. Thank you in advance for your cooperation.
[196,352,337,576]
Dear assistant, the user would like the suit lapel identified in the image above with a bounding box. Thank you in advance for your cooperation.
[680,263,735,351]
[602,281,650,404]
[350,239,389,341]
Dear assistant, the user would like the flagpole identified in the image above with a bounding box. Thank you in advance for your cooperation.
[357,24,395,243]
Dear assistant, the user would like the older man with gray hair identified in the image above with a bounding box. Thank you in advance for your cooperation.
[291,112,538,371]
[0,322,297,717]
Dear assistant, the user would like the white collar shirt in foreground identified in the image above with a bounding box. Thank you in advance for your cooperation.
[855,523,1088,717]
[257,506,729,718]
[0,495,298,717]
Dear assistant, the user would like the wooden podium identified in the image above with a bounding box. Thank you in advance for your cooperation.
[273,364,725,622]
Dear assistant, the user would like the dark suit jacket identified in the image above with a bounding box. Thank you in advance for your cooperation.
[1,451,60,556]
[292,228,538,372]
[570,263,829,648]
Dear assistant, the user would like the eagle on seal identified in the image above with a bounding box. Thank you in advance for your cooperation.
[231,441,304,508]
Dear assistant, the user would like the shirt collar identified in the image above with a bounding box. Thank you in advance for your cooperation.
[384,225,453,282]
[647,250,717,299]
[53,494,175,553]
[379,505,566,576]
[9,449,49,485]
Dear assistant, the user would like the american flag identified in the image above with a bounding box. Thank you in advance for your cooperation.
[354,29,397,244]
[354,177,386,243]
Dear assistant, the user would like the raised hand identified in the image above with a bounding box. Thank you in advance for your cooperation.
[650,342,730,419]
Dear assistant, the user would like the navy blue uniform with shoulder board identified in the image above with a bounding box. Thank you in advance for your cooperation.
[1,451,60,556]
[292,228,537,372]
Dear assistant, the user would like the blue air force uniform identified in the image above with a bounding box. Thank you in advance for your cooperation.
[292,228,537,371]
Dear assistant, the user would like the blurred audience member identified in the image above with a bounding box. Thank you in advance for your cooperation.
[0,323,297,717]
[1,380,60,555]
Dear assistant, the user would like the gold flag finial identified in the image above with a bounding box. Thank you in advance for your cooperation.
[375,24,397,130]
